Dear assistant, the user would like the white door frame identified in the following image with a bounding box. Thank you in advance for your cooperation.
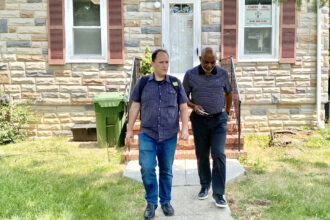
[162,0,201,78]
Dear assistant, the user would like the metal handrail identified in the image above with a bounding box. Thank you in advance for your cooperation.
[126,57,135,103]
[125,57,141,113]
[220,56,242,151]
[125,57,141,153]
[126,57,141,103]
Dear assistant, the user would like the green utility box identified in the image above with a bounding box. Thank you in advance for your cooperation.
[92,92,126,147]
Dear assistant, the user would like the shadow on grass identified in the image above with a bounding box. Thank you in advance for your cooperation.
[278,157,329,169]
[76,142,126,152]
[228,167,330,220]
[0,166,145,220]
[77,142,99,149]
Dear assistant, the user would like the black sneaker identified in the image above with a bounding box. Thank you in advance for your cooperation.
[213,194,228,208]
[198,187,210,200]
[144,204,157,220]
[161,203,174,216]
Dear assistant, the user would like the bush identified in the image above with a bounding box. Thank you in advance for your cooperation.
[0,92,34,144]
[140,46,153,76]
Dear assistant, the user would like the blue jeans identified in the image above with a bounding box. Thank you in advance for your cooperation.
[138,133,177,205]
[190,111,228,195]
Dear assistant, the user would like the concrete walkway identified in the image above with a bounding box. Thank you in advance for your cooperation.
[124,159,245,219]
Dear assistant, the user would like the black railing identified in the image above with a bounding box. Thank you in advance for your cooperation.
[220,56,242,152]
[126,57,141,113]
[124,57,141,154]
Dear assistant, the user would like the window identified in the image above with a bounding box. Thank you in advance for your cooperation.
[66,0,107,62]
[238,0,279,61]
[48,0,124,65]
[221,0,296,64]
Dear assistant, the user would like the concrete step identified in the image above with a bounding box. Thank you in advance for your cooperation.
[121,149,247,161]
[123,159,246,219]
[125,134,244,151]
[132,120,239,134]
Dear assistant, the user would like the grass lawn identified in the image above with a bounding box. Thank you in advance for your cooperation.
[227,125,330,220]
[1,125,329,219]
[0,138,145,220]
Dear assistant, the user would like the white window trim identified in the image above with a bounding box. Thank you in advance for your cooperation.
[238,0,279,62]
[65,0,107,63]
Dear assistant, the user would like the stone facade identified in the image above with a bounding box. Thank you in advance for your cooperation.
[236,3,329,133]
[0,0,329,137]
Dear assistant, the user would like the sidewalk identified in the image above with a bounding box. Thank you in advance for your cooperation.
[124,159,245,219]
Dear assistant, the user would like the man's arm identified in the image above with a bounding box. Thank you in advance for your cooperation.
[179,103,189,140]
[187,99,195,109]
[187,98,207,116]
[225,92,233,115]
[182,72,203,114]
[125,101,141,143]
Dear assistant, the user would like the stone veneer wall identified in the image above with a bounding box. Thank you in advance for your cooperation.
[0,0,329,137]
[236,2,329,134]
[0,0,130,137]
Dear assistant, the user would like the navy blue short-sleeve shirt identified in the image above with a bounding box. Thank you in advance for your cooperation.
[130,74,188,141]
[183,65,232,114]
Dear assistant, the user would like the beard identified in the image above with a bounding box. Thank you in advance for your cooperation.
[201,65,215,73]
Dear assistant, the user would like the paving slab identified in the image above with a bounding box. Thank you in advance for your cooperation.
[124,159,245,186]
[123,159,245,220]
[154,186,233,220]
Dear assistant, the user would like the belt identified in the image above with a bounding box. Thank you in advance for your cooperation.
[203,112,222,118]
[195,109,225,118]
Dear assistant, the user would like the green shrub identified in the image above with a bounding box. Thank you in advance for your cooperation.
[0,92,34,144]
[140,46,153,76]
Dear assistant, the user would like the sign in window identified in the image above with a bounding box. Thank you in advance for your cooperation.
[245,5,271,25]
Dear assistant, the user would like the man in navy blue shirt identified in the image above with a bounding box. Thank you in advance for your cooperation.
[183,47,233,208]
[126,49,189,220]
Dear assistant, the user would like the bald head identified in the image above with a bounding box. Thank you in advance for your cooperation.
[201,47,216,58]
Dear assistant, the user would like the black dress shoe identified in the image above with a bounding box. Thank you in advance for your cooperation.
[144,204,157,220]
[198,186,210,200]
[213,194,228,208]
[161,203,174,216]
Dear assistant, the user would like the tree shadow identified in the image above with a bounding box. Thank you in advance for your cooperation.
[278,157,329,169]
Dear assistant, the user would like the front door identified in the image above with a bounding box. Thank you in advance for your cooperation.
[162,0,201,81]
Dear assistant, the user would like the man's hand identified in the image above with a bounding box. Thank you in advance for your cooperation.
[125,129,134,144]
[187,99,207,116]
[125,101,140,145]
[194,105,208,116]
[179,129,189,140]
